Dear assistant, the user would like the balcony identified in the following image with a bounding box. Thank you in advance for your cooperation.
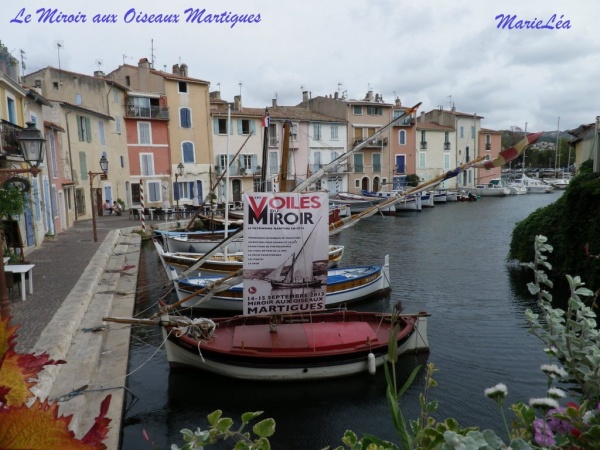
[485,143,491,150]
[126,104,169,120]
[444,142,451,151]
[269,137,279,147]
[353,137,388,148]
[0,121,24,157]
[420,141,428,150]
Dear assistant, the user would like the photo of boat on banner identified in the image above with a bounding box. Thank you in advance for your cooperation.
[243,192,330,316]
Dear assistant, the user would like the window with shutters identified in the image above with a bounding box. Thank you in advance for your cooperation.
[138,122,152,144]
[182,142,195,163]
[180,108,192,128]
[98,121,106,145]
[76,115,92,142]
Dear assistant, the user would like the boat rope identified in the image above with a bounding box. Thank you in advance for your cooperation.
[52,384,137,404]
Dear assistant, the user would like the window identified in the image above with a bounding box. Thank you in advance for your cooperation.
[241,154,253,170]
[182,142,195,163]
[268,151,278,175]
[98,121,106,145]
[120,155,125,168]
[398,130,406,145]
[238,119,255,135]
[313,151,321,172]
[373,153,381,173]
[353,154,363,172]
[355,179,360,188]
[147,181,161,202]
[76,115,92,142]
[53,82,59,90]
[485,134,491,151]
[290,123,298,140]
[48,132,58,178]
[418,152,426,168]
[180,108,192,128]
[331,125,339,140]
[140,153,154,176]
[269,124,278,146]
[75,94,82,105]
[420,130,427,149]
[115,116,122,134]
[125,76,131,86]
[353,105,362,115]
[113,90,119,103]
[138,122,152,144]
[313,123,321,140]
[79,151,89,180]
[367,106,382,116]
[444,153,450,170]
[178,81,188,93]
[395,155,406,174]
[216,118,228,134]
[460,126,464,138]
[7,97,16,123]
[218,154,232,172]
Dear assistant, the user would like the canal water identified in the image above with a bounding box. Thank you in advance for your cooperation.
[121,191,565,449]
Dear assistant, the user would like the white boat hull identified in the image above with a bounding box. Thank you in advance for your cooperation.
[174,256,391,310]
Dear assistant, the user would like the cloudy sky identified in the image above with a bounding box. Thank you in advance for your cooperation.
[3,0,597,132]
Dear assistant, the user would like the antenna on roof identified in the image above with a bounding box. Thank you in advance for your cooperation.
[95,59,103,71]
[54,40,64,84]
[20,49,26,76]
[122,54,131,65]
[337,82,342,95]
[239,81,242,97]
[150,39,155,68]
[217,82,221,92]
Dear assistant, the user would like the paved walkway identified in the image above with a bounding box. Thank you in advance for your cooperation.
[8,213,148,449]
[11,213,143,352]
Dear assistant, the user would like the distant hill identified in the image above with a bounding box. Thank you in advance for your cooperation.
[500,129,571,147]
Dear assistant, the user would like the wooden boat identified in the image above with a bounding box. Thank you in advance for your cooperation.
[154,240,345,273]
[431,190,447,203]
[331,192,387,214]
[168,256,391,311]
[161,310,430,380]
[158,231,245,253]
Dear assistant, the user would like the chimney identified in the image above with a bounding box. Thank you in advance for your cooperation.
[210,91,221,100]
[395,97,401,107]
[94,70,105,78]
[334,92,338,99]
[180,63,188,77]
[303,90,309,103]
[172,64,180,75]
[272,98,278,107]
[234,95,242,110]
[365,90,374,101]
[138,58,150,69]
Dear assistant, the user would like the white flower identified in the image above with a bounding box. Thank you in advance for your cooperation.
[583,410,597,425]
[529,397,560,410]
[540,364,568,379]
[547,387,566,399]
[484,383,508,401]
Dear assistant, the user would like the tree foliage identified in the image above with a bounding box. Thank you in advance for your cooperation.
[508,164,600,290]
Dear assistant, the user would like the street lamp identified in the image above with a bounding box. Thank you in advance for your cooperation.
[1,122,45,319]
[88,155,109,243]
[175,162,184,217]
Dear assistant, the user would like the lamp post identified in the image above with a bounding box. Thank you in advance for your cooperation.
[88,155,109,243]
[1,122,45,319]
[174,162,184,218]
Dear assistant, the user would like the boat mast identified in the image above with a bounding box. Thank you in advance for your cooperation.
[279,120,292,192]
[225,104,231,244]
[554,117,560,174]
[259,109,269,193]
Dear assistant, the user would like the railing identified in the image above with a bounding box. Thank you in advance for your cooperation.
[373,165,381,173]
[444,142,451,150]
[0,121,24,156]
[420,141,428,150]
[353,137,388,147]
[269,137,279,146]
[126,105,169,120]
[485,143,491,150]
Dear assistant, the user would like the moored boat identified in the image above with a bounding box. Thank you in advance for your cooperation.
[169,256,391,311]
[162,310,430,380]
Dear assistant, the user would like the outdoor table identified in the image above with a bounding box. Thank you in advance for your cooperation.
[4,264,35,301]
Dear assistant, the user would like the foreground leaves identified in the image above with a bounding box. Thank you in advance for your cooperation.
[0,317,112,449]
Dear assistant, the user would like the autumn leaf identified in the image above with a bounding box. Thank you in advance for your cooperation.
[0,396,110,449]
[0,318,66,407]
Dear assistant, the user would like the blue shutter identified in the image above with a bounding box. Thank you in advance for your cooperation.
[174,182,179,200]
[188,181,195,199]
[196,181,203,203]
[213,118,219,134]
[237,119,242,135]
[250,120,256,135]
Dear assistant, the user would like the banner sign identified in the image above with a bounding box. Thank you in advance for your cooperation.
[243,192,329,316]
